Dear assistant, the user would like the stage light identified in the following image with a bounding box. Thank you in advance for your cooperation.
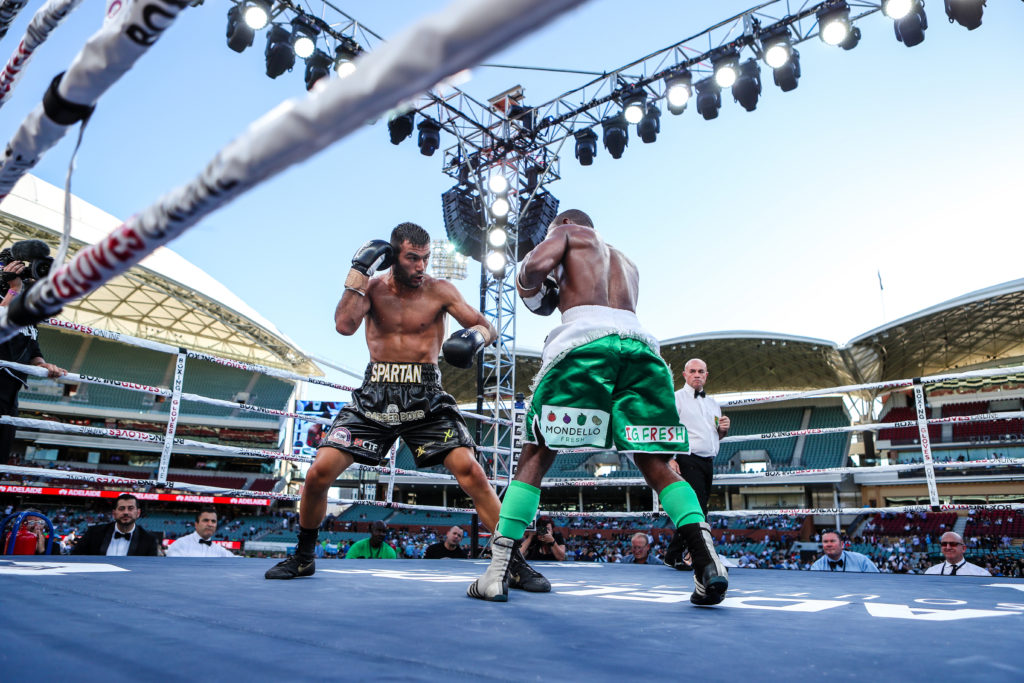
[817,2,853,46]
[388,111,415,145]
[772,48,800,92]
[264,24,294,79]
[488,227,507,248]
[713,51,739,88]
[489,197,510,219]
[304,49,331,90]
[664,68,691,115]
[226,5,254,53]
[508,104,536,132]
[889,0,927,46]
[417,118,440,156]
[487,173,509,196]
[485,250,506,273]
[292,19,317,59]
[620,87,646,125]
[602,114,628,159]
[760,26,793,68]
[243,0,269,29]
[944,0,984,30]
[334,36,361,77]
[574,128,598,166]
[637,104,660,143]
[731,59,761,112]
[694,77,721,121]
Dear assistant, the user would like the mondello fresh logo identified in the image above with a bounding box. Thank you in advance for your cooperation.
[541,406,608,447]
[623,425,688,444]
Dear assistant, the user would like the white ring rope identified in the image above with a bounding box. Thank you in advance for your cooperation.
[0,0,31,41]
[0,0,84,110]
[0,0,586,341]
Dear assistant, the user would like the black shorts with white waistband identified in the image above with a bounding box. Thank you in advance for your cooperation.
[320,362,476,468]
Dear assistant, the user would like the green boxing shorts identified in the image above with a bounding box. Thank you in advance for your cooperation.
[524,334,689,455]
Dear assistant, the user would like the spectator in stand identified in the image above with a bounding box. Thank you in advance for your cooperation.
[925,532,990,576]
[2,507,49,554]
[810,530,879,573]
[345,521,397,559]
[664,358,729,570]
[621,532,664,565]
[424,526,469,559]
[166,507,235,557]
[520,517,566,562]
[72,493,160,557]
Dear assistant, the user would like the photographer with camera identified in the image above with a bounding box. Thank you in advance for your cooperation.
[0,240,65,459]
[520,516,566,562]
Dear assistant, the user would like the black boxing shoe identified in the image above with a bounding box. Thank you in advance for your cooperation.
[508,547,551,592]
[678,521,728,606]
[664,528,692,572]
[265,554,315,580]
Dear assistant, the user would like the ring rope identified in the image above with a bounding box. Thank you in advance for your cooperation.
[0,0,84,111]
[0,0,31,41]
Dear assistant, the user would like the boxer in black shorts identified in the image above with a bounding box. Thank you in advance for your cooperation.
[265,222,549,593]
[322,361,475,468]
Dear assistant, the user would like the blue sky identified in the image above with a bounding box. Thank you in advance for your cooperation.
[1,0,1022,399]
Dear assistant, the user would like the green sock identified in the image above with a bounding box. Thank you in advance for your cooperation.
[660,480,705,528]
[496,480,541,540]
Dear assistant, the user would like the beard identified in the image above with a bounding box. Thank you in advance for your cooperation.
[393,264,421,287]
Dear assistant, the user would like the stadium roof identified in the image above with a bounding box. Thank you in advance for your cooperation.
[442,281,1024,403]
[0,175,319,375]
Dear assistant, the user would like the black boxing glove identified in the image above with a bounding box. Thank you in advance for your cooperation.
[521,276,559,316]
[345,240,394,295]
[442,325,490,369]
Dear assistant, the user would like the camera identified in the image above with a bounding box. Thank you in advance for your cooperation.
[0,239,54,295]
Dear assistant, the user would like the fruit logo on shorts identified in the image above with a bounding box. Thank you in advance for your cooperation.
[539,406,609,447]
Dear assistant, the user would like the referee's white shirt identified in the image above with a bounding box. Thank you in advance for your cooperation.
[925,560,990,576]
[165,531,236,557]
[674,387,722,458]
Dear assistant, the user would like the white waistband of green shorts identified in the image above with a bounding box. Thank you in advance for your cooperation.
[534,305,660,389]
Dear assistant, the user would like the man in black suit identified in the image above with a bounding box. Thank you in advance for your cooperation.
[72,493,160,556]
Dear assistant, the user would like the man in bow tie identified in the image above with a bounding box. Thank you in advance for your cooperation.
[72,493,160,557]
[810,530,878,572]
[664,359,730,570]
[166,507,236,557]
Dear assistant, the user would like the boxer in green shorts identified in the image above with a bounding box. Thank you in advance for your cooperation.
[468,209,728,606]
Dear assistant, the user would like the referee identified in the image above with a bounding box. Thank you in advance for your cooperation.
[664,358,729,570]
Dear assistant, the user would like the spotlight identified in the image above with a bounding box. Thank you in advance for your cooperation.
[944,0,984,30]
[487,173,509,196]
[731,59,761,112]
[620,87,646,125]
[508,104,536,132]
[713,51,740,88]
[417,119,440,156]
[574,128,598,166]
[334,36,362,77]
[694,77,721,121]
[601,114,628,159]
[485,250,506,273]
[304,49,331,91]
[888,0,927,46]
[664,68,691,115]
[760,26,792,69]
[387,111,415,145]
[817,2,853,46]
[291,18,317,59]
[773,48,800,92]
[243,0,269,29]
[637,104,660,143]
[226,4,254,53]
[489,197,510,219]
[488,227,507,248]
[264,24,295,79]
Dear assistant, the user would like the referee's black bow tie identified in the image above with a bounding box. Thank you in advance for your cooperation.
[694,389,705,398]
[198,539,213,546]
[114,531,131,540]
[829,559,844,570]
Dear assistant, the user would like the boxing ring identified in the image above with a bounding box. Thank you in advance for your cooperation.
[1,557,1021,681]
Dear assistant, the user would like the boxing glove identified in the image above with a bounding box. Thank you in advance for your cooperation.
[521,276,559,316]
[442,325,490,369]
[345,240,395,295]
